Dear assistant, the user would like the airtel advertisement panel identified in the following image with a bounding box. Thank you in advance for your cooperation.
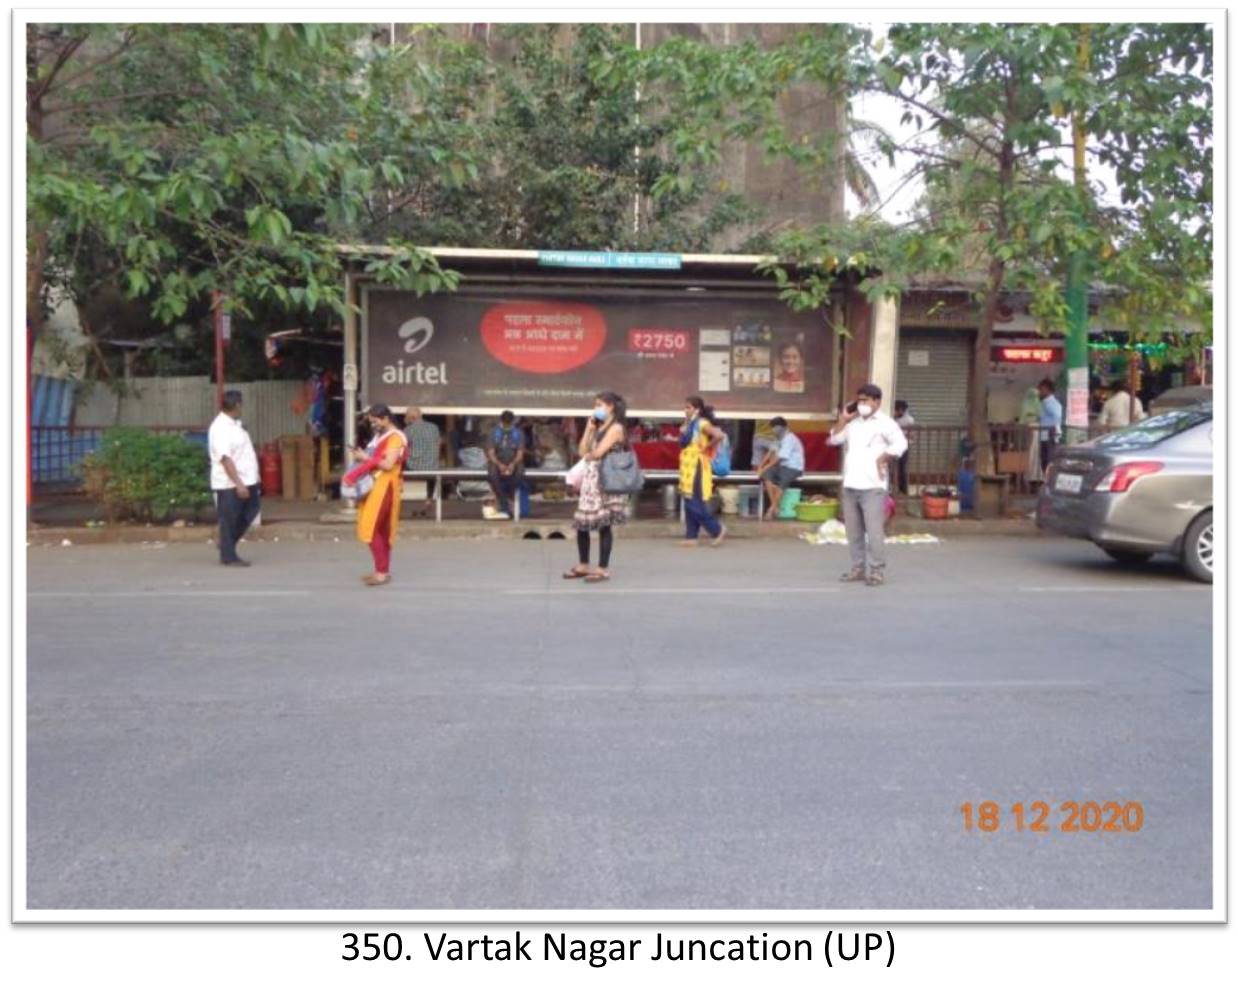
[362,286,835,416]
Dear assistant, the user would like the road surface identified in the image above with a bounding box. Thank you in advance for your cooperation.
[25,534,1213,910]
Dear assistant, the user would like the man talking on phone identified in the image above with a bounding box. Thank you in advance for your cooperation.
[828,384,907,587]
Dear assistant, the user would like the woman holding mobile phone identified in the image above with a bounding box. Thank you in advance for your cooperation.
[564,392,629,583]
[345,404,408,586]
[678,395,727,547]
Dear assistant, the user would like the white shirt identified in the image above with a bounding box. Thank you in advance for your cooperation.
[208,411,259,489]
[1099,391,1145,428]
[829,410,908,491]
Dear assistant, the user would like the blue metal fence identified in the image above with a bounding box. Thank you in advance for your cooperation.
[32,426,105,486]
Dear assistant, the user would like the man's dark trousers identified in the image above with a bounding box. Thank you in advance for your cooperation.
[215,485,261,563]
[1040,437,1056,474]
[488,464,523,515]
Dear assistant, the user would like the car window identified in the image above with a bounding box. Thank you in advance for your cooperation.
[1094,409,1212,452]
[1174,421,1215,455]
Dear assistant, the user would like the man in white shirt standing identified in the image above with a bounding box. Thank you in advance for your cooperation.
[1098,379,1145,428]
[208,390,261,567]
[828,384,908,587]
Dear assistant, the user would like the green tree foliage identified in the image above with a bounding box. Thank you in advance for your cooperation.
[1083,24,1212,341]
[28,22,857,377]
[760,23,1211,451]
[27,23,462,366]
[363,23,814,252]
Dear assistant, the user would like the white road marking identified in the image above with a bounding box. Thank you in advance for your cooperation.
[1019,585,1206,593]
[29,591,303,598]
[505,586,840,596]
[834,679,1099,689]
[31,584,1200,599]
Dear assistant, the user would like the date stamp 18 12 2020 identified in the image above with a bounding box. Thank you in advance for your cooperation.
[961,801,1145,834]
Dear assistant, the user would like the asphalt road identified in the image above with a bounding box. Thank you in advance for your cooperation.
[25,533,1213,911]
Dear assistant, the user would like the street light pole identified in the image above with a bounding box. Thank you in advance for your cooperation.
[633,22,642,238]
[213,290,226,409]
[1063,25,1092,445]
[341,271,359,516]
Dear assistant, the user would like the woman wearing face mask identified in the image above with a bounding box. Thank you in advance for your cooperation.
[344,404,409,586]
[678,396,727,548]
[564,392,629,583]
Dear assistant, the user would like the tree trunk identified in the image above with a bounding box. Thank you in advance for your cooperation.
[969,257,1005,475]
[26,24,47,344]
[969,119,1016,477]
[26,230,48,344]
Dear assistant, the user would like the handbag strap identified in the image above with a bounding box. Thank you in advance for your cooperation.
[595,418,628,454]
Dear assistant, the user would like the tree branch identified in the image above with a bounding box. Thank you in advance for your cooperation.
[892,143,967,168]
[44,86,205,115]
[369,185,426,226]
[28,31,88,109]
[858,162,929,220]
[877,84,1004,158]
[49,28,138,94]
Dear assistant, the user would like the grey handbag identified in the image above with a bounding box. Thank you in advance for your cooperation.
[598,445,645,494]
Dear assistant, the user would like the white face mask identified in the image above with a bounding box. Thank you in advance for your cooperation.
[857,403,874,418]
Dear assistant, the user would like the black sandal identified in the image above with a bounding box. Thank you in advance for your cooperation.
[562,567,590,579]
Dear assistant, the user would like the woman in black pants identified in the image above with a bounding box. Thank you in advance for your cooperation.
[564,392,629,584]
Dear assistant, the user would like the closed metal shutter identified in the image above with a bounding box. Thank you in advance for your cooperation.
[895,329,972,426]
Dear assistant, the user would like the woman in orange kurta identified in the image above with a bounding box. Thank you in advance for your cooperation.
[350,404,408,586]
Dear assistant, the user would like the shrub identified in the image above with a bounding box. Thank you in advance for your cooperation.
[79,428,211,522]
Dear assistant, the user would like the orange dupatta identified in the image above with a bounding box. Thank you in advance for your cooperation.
[356,429,408,544]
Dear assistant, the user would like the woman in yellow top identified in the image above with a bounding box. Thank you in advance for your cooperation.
[678,395,728,548]
[349,404,409,586]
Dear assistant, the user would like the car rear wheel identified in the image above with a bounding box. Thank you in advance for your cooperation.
[1101,547,1153,566]
[1182,511,1213,583]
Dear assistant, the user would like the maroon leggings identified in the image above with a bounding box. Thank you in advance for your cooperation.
[369,488,393,574]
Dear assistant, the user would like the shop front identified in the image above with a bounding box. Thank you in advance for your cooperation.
[894,286,1206,491]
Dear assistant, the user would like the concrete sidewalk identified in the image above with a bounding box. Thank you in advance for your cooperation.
[27,507,1041,546]
[30,490,1042,545]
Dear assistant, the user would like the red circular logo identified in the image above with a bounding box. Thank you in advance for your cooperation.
[480,300,607,374]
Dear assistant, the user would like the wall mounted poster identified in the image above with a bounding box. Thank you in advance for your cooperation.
[362,285,834,416]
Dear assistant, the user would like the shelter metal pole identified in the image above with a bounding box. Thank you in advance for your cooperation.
[212,290,226,410]
[342,271,358,516]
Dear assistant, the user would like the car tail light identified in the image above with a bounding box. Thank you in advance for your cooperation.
[1094,461,1164,493]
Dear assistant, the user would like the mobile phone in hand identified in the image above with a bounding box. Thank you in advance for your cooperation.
[845,401,859,415]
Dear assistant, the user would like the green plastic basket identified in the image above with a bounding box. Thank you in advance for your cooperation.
[795,500,839,522]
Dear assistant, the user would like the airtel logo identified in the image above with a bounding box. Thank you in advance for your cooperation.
[398,317,434,355]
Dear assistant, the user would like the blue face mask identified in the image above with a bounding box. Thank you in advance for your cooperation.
[594,406,609,421]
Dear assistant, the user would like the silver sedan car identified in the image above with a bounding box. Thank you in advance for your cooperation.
[1036,407,1213,581]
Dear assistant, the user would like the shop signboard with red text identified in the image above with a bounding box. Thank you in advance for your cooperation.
[361,286,835,416]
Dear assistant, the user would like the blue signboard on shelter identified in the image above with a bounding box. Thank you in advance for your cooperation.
[537,250,682,270]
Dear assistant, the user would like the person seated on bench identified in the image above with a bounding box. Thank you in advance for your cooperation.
[486,410,525,518]
[404,406,441,516]
[757,416,804,519]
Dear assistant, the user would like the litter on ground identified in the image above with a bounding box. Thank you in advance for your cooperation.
[801,519,941,546]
